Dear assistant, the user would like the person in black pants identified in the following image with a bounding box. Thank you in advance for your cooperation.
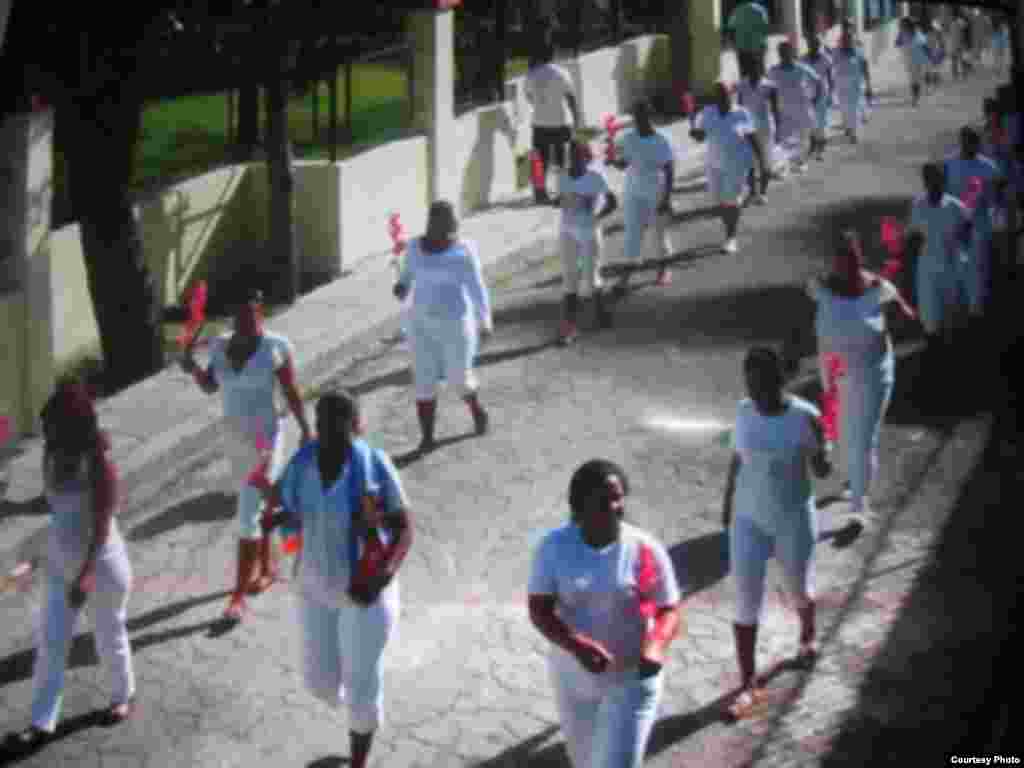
[524,36,580,205]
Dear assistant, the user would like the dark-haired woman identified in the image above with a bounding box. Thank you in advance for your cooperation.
[528,460,682,768]
[262,389,412,768]
[4,382,135,754]
[394,201,494,452]
[182,289,312,622]
[807,231,917,521]
[721,348,831,720]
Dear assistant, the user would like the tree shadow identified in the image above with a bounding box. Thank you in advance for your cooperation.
[126,491,236,543]
[0,495,47,522]
[307,757,349,768]
[669,531,729,597]
[0,591,230,687]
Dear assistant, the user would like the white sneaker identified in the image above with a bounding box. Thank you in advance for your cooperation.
[723,238,738,254]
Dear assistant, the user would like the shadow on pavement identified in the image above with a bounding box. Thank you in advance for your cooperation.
[0,710,109,766]
[126,492,236,543]
[669,531,728,596]
[471,725,565,767]
[306,757,350,768]
[0,496,47,522]
[0,591,229,687]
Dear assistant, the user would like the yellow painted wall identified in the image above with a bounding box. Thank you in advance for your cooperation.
[0,291,27,434]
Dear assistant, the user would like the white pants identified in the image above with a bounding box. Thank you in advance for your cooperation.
[622,195,671,265]
[560,231,604,297]
[841,366,894,513]
[410,313,478,401]
[31,551,134,732]
[730,512,816,626]
[223,425,286,540]
[298,586,398,734]
[550,655,663,768]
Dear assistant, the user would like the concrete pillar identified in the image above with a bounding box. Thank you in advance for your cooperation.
[407,9,457,208]
[689,0,722,99]
[0,108,54,435]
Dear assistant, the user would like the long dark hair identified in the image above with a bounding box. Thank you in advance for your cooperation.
[422,200,457,254]
[40,378,105,487]
[316,388,360,451]
[568,459,630,523]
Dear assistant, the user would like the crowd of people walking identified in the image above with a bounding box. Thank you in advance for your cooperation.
[4,4,1020,767]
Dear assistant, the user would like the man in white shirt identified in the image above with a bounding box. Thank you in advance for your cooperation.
[524,37,580,205]
[610,100,675,295]
[691,81,768,255]
[768,40,824,174]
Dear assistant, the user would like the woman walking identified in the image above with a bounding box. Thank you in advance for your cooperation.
[394,201,493,452]
[4,381,136,755]
[807,231,917,521]
[558,141,618,345]
[803,35,834,162]
[831,27,872,144]
[721,348,831,719]
[896,17,930,108]
[737,57,778,203]
[262,389,413,768]
[182,288,313,622]
[528,460,683,768]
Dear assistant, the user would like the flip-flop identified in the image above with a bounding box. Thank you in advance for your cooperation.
[222,594,247,623]
[104,697,137,725]
[725,688,771,721]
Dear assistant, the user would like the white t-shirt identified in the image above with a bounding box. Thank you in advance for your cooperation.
[560,168,611,240]
[208,331,295,442]
[732,395,819,536]
[525,63,575,128]
[767,62,821,113]
[621,130,674,200]
[399,238,493,330]
[736,79,776,132]
[808,277,898,377]
[908,193,970,274]
[529,522,681,689]
[694,105,756,172]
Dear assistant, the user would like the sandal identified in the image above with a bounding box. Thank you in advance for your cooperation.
[104,697,137,725]
[725,688,770,721]
[796,642,820,668]
[222,593,247,623]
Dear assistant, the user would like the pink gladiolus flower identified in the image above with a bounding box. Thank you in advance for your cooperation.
[0,415,10,445]
[176,281,208,349]
[635,543,660,619]
[388,214,407,256]
[821,353,846,442]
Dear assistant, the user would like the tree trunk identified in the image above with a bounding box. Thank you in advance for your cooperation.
[65,92,163,393]
[265,72,298,305]
[669,0,691,115]
[234,83,260,161]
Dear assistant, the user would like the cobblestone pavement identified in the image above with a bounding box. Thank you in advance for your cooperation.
[1,67,1018,767]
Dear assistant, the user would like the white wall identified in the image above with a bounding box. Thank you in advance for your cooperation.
[337,135,430,269]
[452,103,520,217]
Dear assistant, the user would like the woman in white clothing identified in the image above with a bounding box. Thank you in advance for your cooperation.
[529,460,683,768]
[262,389,413,768]
[767,41,824,174]
[737,57,778,203]
[807,231,917,521]
[609,100,675,295]
[394,201,494,452]
[896,17,931,107]
[803,35,834,162]
[182,289,313,622]
[558,141,619,345]
[721,348,831,719]
[832,30,873,144]
[4,381,135,755]
[691,81,768,255]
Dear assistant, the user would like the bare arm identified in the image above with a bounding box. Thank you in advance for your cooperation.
[276,358,312,442]
[71,449,116,605]
[641,604,682,666]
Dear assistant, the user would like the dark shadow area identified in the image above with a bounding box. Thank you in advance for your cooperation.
[0,709,109,766]
[126,492,236,543]
[0,495,47,521]
[471,725,565,768]
[307,756,349,768]
[0,591,229,687]
[391,431,480,469]
[818,352,1019,763]
[669,531,728,597]
[818,518,864,550]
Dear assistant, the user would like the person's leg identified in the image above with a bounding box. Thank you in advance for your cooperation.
[29,572,81,733]
[776,505,818,659]
[253,428,288,592]
[653,203,673,285]
[533,127,553,203]
[341,588,397,768]
[587,230,613,329]
[730,515,772,695]
[591,674,663,768]
[447,319,488,435]
[91,551,135,719]
[412,319,443,450]
[617,195,652,294]
[298,594,345,708]
[560,233,582,343]
[551,662,601,768]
